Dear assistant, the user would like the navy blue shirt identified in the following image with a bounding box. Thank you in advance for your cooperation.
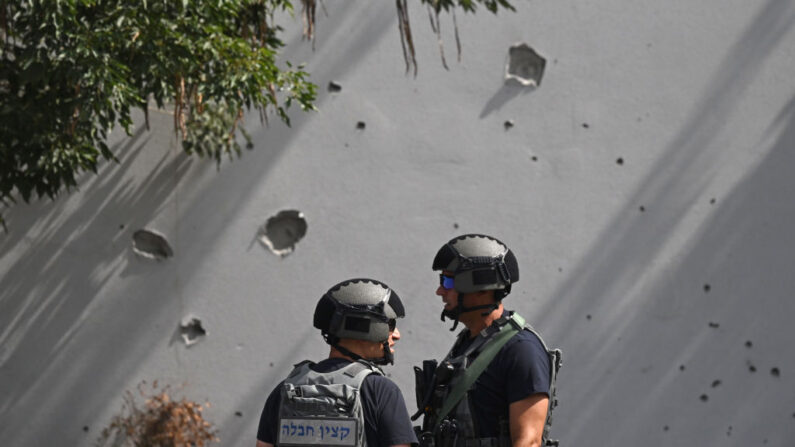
[257,358,418,446]
[451,312,552,437]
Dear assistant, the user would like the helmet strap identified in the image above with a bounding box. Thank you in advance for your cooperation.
[440,300,500,331]
[327,335,393,366]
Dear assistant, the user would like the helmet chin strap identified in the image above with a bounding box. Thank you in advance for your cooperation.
[329,338,393,365]
[440,300,500,331]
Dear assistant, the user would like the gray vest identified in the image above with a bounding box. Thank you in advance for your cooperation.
[277,360,382,447]
[438,313,562,447]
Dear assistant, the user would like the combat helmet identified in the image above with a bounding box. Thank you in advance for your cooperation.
[432,234,519,329]
[314,278,405,365]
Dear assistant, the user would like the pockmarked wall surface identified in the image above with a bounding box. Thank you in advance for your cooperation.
[2,1,795,445]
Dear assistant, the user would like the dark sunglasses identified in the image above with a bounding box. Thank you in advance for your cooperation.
[439,274,455,290]
[388,319,397,331]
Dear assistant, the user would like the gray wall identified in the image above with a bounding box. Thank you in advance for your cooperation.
[2,1,795,445]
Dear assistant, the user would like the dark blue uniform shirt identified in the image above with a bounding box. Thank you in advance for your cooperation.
[451,311,552,437]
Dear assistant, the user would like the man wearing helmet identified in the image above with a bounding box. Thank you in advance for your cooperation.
[256,278,418,447]
[414,234,561,447]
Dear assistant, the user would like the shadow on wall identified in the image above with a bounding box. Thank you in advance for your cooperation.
[0,3,399,446]
[480,43,547,118]
[558,91,795,446]
[535,0,795,444]
[0,126,192,422]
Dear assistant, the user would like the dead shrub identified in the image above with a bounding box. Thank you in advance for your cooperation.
[97,381,219,447]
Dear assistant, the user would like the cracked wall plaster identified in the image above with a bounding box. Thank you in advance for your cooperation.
[132,229,173,260]
[258,210,308,257]
[179,315,207,347]
[505,43,546,87]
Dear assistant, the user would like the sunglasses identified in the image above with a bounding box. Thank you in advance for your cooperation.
[439,274,455,290]
[388,319,397,331]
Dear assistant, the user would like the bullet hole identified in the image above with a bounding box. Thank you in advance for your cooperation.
[132,229,173,260]
[749,363,757,373]
[328,81,342,93]
[83,426,89,432]
[704,284,711,293]
[582,123,590,129]
[708,322,720,328]
[771,367,780,377]
[258,210,308,257]
[745,340,753,348]
[727,426,732,437]
[679,365,685,371]
[453,223,459,229]
[711,380,722,388]
[344,143,349,148]
[586,314,592,320]
[119,224,125,230]
[504,120,515,130]
[616,157,624,165]
[531,156,538,162]
[505,43,546,87]
[700,394,709,402]
[269,362,274,367]
[710,198,717,205]
[663,425,669,432]
[639,206,646,212]
[235,411,243,417]
[179,315,207,347]
[356,121,366,130]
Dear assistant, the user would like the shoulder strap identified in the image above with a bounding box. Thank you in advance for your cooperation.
[285,360,315,380]
[433,313,524,431]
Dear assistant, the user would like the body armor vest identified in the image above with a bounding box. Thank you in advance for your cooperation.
[277,360,382,447]
[414,312,562,447]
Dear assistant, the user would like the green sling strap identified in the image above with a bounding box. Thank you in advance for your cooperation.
[433,313,526,432]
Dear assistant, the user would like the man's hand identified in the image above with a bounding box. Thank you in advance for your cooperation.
[256,441,273,447]
[509,393,549,447]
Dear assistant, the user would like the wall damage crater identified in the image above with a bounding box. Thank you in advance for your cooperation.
[179,315,207,346]
[505,43,546,87]
[132,229,173,260]
[258,210,308,257]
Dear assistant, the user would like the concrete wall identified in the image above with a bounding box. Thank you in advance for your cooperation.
[2,1,795,445]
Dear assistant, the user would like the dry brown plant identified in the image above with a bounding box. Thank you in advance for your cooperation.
[97,381,219,447]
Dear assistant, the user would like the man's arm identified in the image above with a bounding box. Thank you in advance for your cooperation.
[509,393,548,447]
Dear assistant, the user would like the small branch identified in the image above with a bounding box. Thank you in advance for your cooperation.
[396,0,417,77]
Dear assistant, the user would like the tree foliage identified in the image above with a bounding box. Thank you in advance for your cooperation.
[0,0,315,216]
[0,0,516,228]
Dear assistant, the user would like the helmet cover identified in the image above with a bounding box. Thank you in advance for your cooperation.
[432,234,519,296]
[314,278,405,344]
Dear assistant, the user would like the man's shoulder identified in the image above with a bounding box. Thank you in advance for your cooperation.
[362,371,400,390]
[360,372,406,405]
[498,325,551,364]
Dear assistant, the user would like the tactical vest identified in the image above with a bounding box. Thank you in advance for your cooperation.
[415,312,562,447]
[277,360,382,447]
